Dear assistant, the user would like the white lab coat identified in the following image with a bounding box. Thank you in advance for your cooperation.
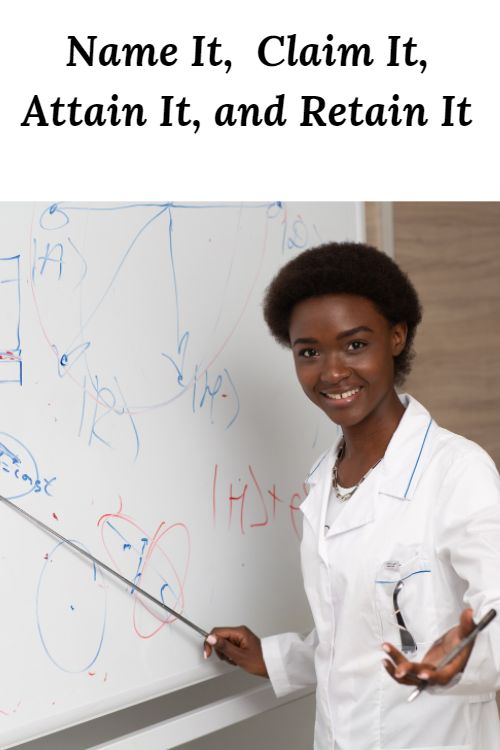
[262,395,500,750]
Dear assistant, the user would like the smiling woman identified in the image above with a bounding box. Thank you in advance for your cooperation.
[204,242,500,750]
[289,294,407,485]
[265,244,420,485]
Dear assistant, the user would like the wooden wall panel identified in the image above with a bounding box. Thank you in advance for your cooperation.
[365,202,385,249]
[392,203,500,467]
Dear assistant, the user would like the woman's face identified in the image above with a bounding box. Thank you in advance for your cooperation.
[288,294,407,430]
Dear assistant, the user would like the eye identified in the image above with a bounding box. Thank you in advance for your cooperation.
[297,347,319,359]
[347,340,367,352]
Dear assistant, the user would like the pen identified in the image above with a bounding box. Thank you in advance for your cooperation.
[407,608,497,702]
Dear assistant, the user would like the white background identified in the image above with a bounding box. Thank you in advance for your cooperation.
[1,0,498,199]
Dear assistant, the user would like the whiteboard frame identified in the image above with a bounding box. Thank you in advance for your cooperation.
[90,685,313,750]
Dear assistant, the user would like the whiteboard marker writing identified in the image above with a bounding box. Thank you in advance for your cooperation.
[0,494,209,639]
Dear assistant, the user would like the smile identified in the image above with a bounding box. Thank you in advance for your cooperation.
[321,387,361,400]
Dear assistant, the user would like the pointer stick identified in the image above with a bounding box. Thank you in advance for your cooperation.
[0,494,209,639]
[407,608,497,702]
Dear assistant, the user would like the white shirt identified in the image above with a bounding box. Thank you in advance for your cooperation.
[262,395,500,750]
[324,486,353,534]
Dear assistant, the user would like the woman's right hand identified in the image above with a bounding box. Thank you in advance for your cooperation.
[203,626,269,678]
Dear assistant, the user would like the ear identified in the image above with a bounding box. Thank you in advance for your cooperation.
[391,322,408,356]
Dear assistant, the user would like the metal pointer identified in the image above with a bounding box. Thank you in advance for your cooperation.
[0,494,209,639]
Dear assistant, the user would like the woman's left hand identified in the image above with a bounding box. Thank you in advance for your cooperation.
[382,608,476,687]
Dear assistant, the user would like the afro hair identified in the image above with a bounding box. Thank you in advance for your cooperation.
[263,242,422,385]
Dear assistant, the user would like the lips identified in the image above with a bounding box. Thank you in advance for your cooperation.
[320,386,362,401]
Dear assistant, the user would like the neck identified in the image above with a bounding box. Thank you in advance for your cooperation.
[341,391,405,465]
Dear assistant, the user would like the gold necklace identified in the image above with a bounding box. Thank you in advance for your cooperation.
[332,441,383,502]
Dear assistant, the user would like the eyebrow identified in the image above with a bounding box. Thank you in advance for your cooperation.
[292,326,374,347]
[336,325,374,340]
[292,337,319,346]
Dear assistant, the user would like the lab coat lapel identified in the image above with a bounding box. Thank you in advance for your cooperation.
[300,395,436,544]
[300,437,378,541]
[378,395,435,501]
[300,443,337,536]
[324,470,378,538]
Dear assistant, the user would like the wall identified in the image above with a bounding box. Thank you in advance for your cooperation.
[392,202,500,466]
[367,201,500,466]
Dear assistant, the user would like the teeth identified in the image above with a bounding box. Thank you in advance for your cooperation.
[323,388,360,400]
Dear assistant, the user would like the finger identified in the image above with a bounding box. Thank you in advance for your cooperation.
[204,626,267,677]
[203,632,218,660]
[214,636,248,666]
[382,642,406,665]
[208,627,248,648]
[213,649,237,666]
[204,627,245,659]
[204,638,216,660]
[382,642,414,676]
[425,653,470,686]
[382,657,429,686]
[382,644,436,683]
[412,651,470,686]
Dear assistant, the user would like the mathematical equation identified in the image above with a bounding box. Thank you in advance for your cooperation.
[212,463,306,538]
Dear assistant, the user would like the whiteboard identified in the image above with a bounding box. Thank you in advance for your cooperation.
[0,202,362,747]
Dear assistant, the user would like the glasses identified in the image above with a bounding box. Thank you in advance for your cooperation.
[392,579,417,654]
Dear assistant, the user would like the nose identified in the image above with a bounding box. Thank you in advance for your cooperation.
[320,351,352,384]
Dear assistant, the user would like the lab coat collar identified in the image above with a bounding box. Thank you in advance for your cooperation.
[379,394,435,500]
[299,394,435,536]
[301,440,378,538]
[300,445,336,534]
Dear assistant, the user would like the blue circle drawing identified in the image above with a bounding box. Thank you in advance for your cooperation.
[0,432,40,500]
[36,540,107,673]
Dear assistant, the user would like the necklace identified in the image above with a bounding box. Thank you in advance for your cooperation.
[332,440,383,502]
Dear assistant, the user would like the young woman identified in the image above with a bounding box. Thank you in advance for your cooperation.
[204,243,500,750]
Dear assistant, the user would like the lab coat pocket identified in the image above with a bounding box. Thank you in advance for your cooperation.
[375,544,435,651]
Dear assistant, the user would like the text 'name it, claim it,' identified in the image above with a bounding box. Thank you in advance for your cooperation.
[63,34,426,72]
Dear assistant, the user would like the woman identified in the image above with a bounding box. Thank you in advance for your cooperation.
[204,243,500,749]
